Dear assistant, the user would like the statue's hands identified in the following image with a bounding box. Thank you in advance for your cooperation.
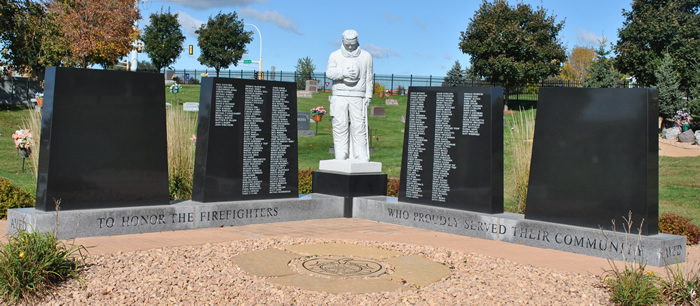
[363,98,371,108]
[343,66,358,80]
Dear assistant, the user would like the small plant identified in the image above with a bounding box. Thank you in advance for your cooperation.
[298,169,313,194]
[604,264,664,305]
[602,213,664,305]
[310,106,327,116]
[374,82,385,96]
[659,213,700,245]
[661,262,700,304]
[0,177,35,219]
[387,178,400,197]
[0,229,87,303]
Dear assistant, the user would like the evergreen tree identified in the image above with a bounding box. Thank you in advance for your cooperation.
[583,39,621,88]
[141,11,185,72]
[655,52,684,120]
[295,56,315,90]
[196,11,253,77]
[444,60,466,86]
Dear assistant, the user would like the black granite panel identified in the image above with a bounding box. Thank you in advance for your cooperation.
[36,67,169,211]
[192,78,298,202]
[398,87,503,213]
[525,88,659,235]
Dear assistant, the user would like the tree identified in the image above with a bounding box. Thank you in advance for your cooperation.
[583,39,622,88]
[195,11,253,77]
[141,11,185,72]
[444,60,466,86]
[615,0,700,88]
[46,0,139,68]
[560,46,595,83]
[0,0,51,79]
[655,53,684,119]
[295,56,315,90]
[459,0,566,107]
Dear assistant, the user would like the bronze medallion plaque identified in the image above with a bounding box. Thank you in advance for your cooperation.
[299,256,387,278]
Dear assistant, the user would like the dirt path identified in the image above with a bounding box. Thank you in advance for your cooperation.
[659,138,700,157]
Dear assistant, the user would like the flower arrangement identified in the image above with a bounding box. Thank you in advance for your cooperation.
[35,92,44,98]
[310,106,327,116]
[169,83,182,94]
[12,129,33,149]
[674,110,692,123]
[201,73,209,77]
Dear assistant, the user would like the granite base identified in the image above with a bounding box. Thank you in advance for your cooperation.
[312,171,387,218]
[7,194,345,240]
[352,196,686,267]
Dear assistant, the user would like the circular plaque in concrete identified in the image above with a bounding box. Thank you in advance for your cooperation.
[299,256,387,278]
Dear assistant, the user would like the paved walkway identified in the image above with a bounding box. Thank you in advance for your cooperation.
[2,218,698,276]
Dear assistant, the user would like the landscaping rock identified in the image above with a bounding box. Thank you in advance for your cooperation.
[695,130,700,145]
[679,130,695,143]
[662,127,682,139]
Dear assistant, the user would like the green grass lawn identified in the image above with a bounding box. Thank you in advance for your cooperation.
[1,87,699,225]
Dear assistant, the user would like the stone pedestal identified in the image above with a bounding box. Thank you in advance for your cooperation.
[312,168,387,218]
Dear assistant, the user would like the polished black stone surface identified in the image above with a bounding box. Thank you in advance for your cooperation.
[36,67,169,211]
[398,87,503,213]
[312,171,387,217]
[192,78,298,202]
[525,88,659,235]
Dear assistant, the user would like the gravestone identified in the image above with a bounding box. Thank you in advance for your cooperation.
[298,112,315,136]
[192,77,299,202]
[370,106,385,117]
[398,87,503,214]
[183,102,199,112]
[526,88,659,235]
[305,80,318,93]
[386,99,398,105]
[36,67,169,211]
[297,91,312,98]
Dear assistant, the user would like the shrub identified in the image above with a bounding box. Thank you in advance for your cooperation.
[507,110,535,214]
[188,77,200,85]
[659,213,700,245]
[298,169,314,194]
[0,229,86,303]
[0,177,35,219]
[387,178,400,197]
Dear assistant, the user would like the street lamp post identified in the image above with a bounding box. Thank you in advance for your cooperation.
[245,23,262,79]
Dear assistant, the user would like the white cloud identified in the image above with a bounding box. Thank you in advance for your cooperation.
[413,51,435,60]
[444,53,452,60]
[577,28,604,45]
[384,12,401,23]
[413,16,427,29]
[239,8,300,35]
[162,0,267,11]
[363,43,399,58]
[176,11,205,37]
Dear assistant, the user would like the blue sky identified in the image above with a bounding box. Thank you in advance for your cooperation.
[137,0,631,76]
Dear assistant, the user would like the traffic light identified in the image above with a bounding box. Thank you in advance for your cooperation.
[136,42,143,53]
[189,45,193,55]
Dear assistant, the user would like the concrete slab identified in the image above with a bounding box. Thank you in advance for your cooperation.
[318,159,382,174]
[269,274,403,294]
[283,243,402,259]
[232,248,298,277]
[382,255,451,287]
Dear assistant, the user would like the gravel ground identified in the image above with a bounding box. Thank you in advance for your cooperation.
[40,238,611,305]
